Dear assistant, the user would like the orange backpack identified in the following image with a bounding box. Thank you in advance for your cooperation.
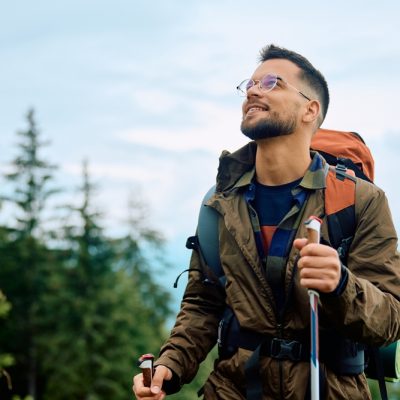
[310,129,375,253]
[311,128,374,183]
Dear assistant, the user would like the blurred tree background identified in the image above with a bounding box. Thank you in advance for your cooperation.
[0,110,399,399]
[0,109,176,399]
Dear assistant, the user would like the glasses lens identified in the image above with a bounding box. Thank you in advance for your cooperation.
[245,80,254,91]
[236,79,252,96]
[260,74,277,91]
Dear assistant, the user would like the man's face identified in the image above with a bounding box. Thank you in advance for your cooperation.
[240,59,308,141]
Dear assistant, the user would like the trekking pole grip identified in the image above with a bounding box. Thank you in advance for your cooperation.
[137,353,154,387]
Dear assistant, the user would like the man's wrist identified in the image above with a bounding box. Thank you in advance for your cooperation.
[330,263,349,296]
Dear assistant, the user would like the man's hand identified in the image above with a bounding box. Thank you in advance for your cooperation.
[133,365,172,400]
[293,238,341,293]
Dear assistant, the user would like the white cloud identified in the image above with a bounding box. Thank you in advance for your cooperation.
[115,98,247,154]
[323,83,399,140]
[130,89,182,115]
[63,162,156,182]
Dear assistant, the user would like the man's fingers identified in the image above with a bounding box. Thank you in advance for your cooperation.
[300,277,339,293]
[132,366,172,399]
[299,259,341,292]
[299,265,338,280]
[133,374,166,399]
[151,366,172,395]
[296,243,341,293]
[293,238,308,250]
[298,243,337,257]
[132,373,154,398]
[298,254,337,269]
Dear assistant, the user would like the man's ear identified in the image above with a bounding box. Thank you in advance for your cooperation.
[302,100,320,124]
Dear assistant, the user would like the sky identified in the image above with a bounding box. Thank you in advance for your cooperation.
[1,0,400,307]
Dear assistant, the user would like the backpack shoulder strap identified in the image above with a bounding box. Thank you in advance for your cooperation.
[177,185,223,288]
[196,185,225,285]
[325,166,357,258]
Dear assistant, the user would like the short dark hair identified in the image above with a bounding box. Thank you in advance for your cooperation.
[259,44,330,124]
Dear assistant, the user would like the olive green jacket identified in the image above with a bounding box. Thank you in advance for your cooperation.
[155,143,400,399]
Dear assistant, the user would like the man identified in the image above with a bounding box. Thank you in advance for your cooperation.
[133,44,400,399]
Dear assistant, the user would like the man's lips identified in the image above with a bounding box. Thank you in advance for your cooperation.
[244,103,269,117]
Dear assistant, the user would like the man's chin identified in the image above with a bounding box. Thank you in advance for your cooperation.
[241,126,279,141]
[240,121,295,141]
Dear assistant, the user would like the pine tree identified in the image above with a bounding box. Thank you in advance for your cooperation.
[112,194,172,340]
[40,161,172,400]
[3,109,58,238]
[0,109,59,399]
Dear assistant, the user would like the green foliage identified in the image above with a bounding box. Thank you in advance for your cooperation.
[168,347,217,400]
[12,396,33,400]
[368,379,400,399]
[0,290,12,318]
[35,161,172,400]
[0,291,14,392]
[0,109,60,399]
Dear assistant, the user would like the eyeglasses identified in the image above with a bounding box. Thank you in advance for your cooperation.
[236,73,311,101]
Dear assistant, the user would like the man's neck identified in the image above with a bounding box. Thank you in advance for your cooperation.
[255,134,312,186]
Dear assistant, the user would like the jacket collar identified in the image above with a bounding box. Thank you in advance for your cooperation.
[215,142,328,192]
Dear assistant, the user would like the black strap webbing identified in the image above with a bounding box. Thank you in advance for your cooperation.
[245,343,264,400]
[371,347,389,400]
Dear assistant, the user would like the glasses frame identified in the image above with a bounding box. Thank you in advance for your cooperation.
[236,73,311,101]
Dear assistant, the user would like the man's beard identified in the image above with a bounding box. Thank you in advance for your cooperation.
[240,112,297,141]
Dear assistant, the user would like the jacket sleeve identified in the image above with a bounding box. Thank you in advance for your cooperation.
[321,180,400,346]
[154,248,226,393]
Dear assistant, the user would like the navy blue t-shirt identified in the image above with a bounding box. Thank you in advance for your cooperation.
[253,178,302,254]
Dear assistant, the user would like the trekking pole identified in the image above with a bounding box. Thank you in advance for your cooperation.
[137,353,154,388]
[305,216,322,400]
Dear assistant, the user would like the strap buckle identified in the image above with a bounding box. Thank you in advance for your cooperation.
[185,235,198,250]
[335,160,348,181]
[270,338,303,361]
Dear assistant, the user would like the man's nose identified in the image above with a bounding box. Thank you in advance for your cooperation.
[246,81,262,98]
